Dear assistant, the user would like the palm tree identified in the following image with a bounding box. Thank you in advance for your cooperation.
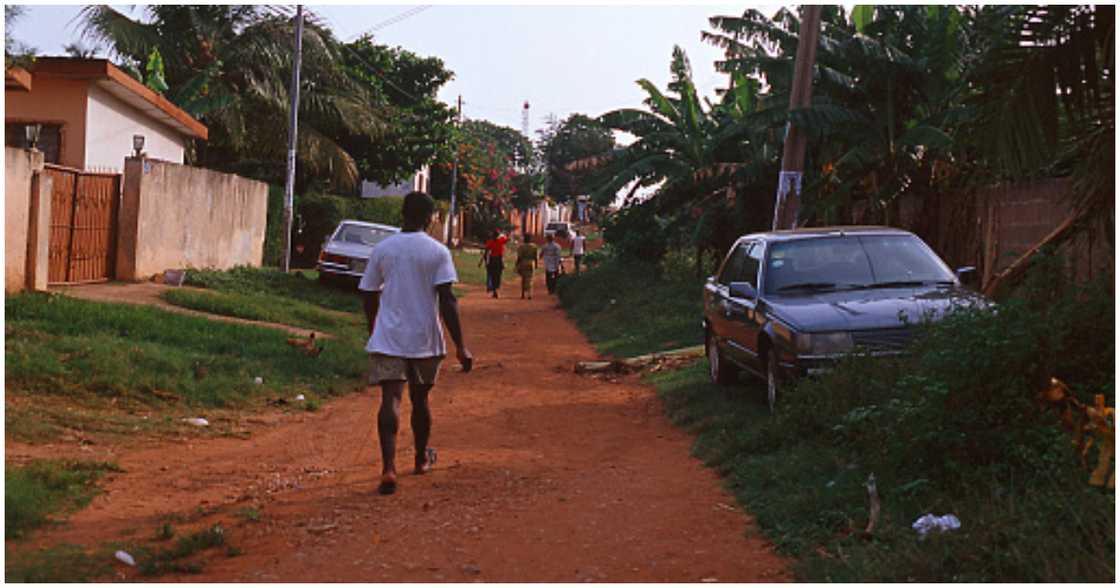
[581,46,776,268]
[79,5,384,192]
[704,6,962,226]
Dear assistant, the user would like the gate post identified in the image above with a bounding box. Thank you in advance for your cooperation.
[26,169,53,291]
[116,157,144,281]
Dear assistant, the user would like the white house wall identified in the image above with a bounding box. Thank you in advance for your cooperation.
[84,84,186,172]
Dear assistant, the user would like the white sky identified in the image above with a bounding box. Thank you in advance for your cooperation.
[6,1,788,138]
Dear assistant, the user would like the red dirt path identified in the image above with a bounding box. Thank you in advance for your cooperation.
[7,273,789,582]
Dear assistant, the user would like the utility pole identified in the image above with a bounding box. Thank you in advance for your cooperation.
[282,5,304,272]
[446,94,462,247]
[771,4,822,231]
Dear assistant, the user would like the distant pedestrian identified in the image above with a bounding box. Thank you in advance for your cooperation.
[482,229,509,298]
[541,234,564,295]
[571,229,586,275]
[359,191,473,496]
[515,233,538,299]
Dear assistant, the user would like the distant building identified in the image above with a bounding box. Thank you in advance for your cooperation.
[360,165,430,198]
[4,58,207,172]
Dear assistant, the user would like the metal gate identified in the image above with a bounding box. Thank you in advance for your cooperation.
[46,164,121,284]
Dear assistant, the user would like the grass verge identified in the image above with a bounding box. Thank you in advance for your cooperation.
[5,293,366,435]
[6,460,121,539]
[5,544,110,582]
[557,253,701,357]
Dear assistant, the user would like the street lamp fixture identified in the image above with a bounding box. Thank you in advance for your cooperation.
[25,123,41,150]
[132,134,145,158]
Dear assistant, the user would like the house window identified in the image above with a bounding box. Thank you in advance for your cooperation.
[5,122,62,164]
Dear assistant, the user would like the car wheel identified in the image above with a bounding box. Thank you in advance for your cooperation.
[706,331,739,385]
[766,349,780,414]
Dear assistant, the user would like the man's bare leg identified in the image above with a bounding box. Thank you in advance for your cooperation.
[377,380,406,494]
[409,382,434,474]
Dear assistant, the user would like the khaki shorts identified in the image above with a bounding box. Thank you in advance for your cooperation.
[368,354,443,386]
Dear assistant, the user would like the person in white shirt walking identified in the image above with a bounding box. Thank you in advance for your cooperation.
[359,192,473,496]
[540,234,564,294]
[571,229,586,275]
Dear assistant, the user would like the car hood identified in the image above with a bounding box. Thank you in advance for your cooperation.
[766,285,990,332]
[323,241,373,259]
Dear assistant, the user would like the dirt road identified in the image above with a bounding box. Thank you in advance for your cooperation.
[10,274,789,582]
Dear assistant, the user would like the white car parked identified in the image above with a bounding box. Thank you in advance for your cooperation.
[316,220,399,285]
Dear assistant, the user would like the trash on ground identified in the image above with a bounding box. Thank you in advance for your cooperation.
[912,513,961,538]
[183,417,209,427]
[114,550,136,566]
[253,376,263,385]
[163,269,187,286]
[295,394,306,401]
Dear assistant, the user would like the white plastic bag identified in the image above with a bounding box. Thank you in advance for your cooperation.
[912,513,961,538]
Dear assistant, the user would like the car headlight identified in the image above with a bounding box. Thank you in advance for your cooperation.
[795,332,853,355]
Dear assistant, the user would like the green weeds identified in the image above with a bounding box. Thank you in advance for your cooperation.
[557,253,701,357]
[6,460,121,539]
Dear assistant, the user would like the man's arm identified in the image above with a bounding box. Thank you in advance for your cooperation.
[436,283,473,372]
[363,290,380,336]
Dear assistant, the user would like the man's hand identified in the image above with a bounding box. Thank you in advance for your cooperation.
[457,346,474,373]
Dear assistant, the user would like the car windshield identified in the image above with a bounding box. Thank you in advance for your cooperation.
[764,234,954,295]
[333,224,393,246]
[546,223,566,231]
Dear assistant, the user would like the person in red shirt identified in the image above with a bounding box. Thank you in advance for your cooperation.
[482,229,509,298]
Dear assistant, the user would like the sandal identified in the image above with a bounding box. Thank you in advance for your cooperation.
[415,447,437,475]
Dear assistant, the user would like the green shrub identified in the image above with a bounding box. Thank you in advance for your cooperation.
[6,460,120,539]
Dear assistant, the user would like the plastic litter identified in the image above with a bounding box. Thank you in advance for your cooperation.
[253,376,263,385]
[184,417,209,427]
[295,394,306,401]
[114,550,136,566]
[912,513,961,538]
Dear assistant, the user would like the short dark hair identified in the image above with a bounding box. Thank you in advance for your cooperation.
[522,232,531,241]
[402,191,435,226]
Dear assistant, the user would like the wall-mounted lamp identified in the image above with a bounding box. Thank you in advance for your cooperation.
[25,123,41,150]
[132,134,145,158]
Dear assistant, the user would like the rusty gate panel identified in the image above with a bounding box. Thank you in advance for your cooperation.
[45,165,120,285]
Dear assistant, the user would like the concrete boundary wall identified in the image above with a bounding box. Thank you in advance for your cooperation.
[5,147,53,292]
[117,157,268,280]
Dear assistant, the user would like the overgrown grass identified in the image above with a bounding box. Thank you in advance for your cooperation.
[557,252,702,357]
[643,266,1115,581]
[6,293,366,410]
[183,265,362,314]
[161,288,358,333]
[137,524,228,576]
[6,460,121,539]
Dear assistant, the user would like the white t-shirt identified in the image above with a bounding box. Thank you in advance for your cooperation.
[358,231,458,358]
[541,242,563,272]
[572,235,586,255]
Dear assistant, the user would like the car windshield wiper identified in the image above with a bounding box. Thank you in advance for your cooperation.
[776,281,838,292]
[857,280,954,289]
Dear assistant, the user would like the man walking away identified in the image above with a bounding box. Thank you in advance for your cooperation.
[541,233,564,295]
[515,233,538,299]
[360,192,473,496]
[571,229,586,275]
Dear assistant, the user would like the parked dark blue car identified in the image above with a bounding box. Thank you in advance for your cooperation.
[702,226,988,412]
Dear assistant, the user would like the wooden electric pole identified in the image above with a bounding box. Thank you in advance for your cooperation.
[446,94,462,247]
[282,5,304,272]
[771,4,822,231]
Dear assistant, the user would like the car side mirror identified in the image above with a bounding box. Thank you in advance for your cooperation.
[955,266,977,286]
[728,281,757,300]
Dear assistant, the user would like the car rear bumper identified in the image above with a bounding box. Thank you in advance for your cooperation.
[317,262,364,279]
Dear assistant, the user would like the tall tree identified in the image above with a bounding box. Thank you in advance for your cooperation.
[536,113,615,202]
[338,36,456,187]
